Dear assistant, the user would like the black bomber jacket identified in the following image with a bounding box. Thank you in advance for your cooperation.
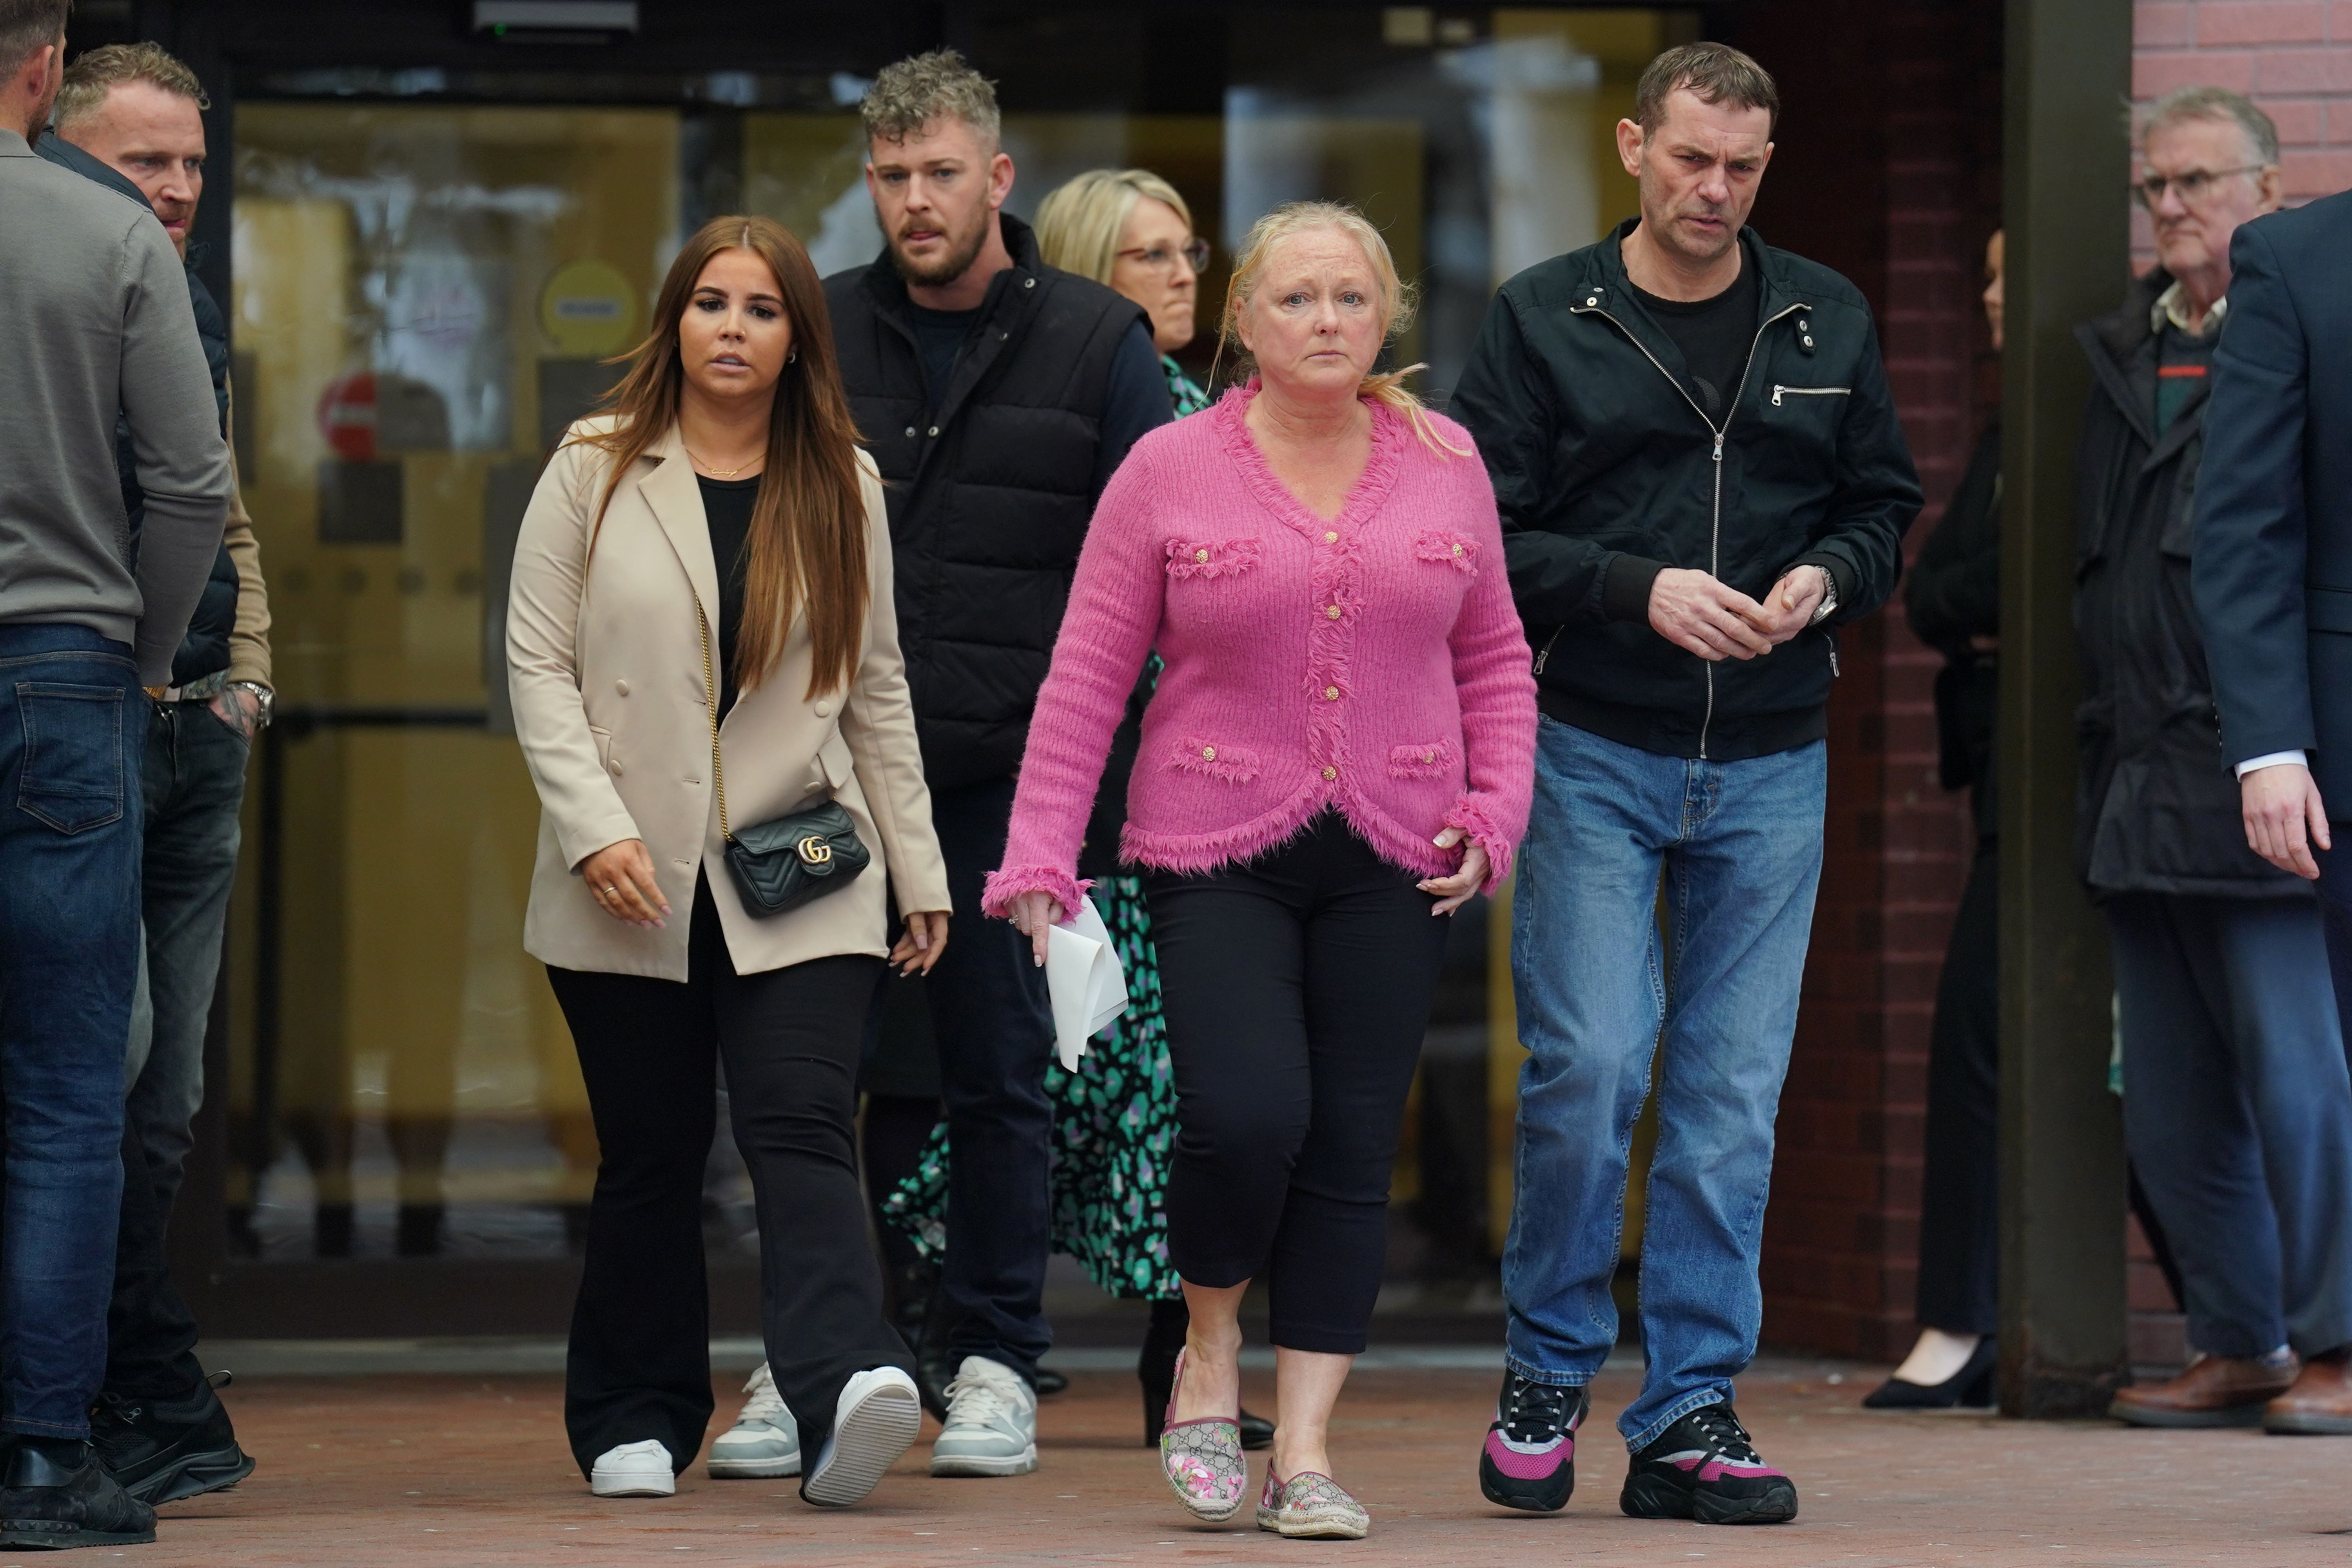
[1452,220,1923,761]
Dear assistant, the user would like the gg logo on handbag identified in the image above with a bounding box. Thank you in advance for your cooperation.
[699,610,870,918]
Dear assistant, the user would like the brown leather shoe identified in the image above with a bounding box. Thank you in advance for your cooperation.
[2109,1355,2296,1428]
[2265,1348,2352,1435]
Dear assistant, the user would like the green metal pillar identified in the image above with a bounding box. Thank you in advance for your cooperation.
[1997,0,2134,1417]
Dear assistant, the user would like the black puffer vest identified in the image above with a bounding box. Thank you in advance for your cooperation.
[825,214,1147,789]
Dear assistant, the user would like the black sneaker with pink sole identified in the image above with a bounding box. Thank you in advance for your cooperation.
[1479,1371,1587,1512]
[1619,1401,1798,1525]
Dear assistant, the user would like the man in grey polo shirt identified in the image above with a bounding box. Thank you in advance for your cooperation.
[0,0,230,1549]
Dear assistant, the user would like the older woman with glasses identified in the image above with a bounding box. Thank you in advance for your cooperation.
[1040,168,1214,415]
[878,167,1272,1451]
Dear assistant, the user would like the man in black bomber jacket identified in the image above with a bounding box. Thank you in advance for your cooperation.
[1451,44,1919,1526]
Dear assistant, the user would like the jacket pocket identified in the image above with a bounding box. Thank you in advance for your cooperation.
[1165,537,1261,581]
[1167,736,1259,784]
[1387,739,1460,780]
[1770,384,1852,406]
[15,682,126,834]
[588,725,617,776]
[1414,532,1479,575]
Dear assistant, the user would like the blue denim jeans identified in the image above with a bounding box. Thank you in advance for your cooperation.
[110,695,249,1398]
[0,624,145,1438]
[1504,720,1826,1450]
[2109,892,2352,1359]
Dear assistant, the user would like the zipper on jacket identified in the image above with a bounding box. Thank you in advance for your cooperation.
[1533,626,1563,677]
[1571,296,1806,761]
[1770,384,1851,406]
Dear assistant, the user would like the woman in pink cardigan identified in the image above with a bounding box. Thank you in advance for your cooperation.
[984,201,1536,1538]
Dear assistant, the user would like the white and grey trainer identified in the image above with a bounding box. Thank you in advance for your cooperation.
[589,1438,675,1497]
[708,1363,800,1479]
[929,1356,1039,1477]
[799,1367,923,1508]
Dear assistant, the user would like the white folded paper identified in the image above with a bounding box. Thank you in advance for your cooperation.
[1044,896,1130,1072]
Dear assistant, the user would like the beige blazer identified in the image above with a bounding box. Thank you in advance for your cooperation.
[508,418,950,980]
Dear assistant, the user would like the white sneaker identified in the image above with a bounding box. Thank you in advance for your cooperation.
[799,1367,923,1508]
[589,1439,675,1497]
[709,1363,801,1479]
[929,1356,1039,1477]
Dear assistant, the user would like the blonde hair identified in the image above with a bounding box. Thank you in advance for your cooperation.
[55,40,209,130]
[1033,169,1194,286]
[861,49,999,152]
[1213,201,1465,457]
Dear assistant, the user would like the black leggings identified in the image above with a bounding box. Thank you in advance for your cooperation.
[546,877,908,1477]
[1145,811,1453,1354]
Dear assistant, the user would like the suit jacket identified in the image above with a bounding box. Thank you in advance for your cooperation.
[507,418,951,980]
[2192,189,2352,807]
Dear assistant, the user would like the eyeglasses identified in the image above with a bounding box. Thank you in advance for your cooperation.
[1116,238,1213,275]
[2132,165,2266,209]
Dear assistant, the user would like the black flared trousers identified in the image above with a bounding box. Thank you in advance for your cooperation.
[546,876,909,1476]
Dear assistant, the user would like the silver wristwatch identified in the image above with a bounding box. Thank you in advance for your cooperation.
[227,680,275,728]
[1806,569,1840,627]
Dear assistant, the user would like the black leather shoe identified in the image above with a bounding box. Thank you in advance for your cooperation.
[1,1438,157,1549]
[92,1374,257,1506]
[1862,1338,1997,1410]
[1033,1368,1069,1398]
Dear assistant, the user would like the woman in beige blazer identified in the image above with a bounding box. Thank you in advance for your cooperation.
[507,216,950,1512]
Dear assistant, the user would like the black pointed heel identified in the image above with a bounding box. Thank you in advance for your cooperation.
[1862,1338,1998,1409]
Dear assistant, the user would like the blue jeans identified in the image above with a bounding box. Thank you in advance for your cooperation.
[0,624,144,1438]
[1504,720,1826,1450]
[927,777,1056,1385]
[2109,892,2352,1358]
[110,695,249,1397]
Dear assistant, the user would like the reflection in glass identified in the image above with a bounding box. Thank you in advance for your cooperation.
[228,106,680,1259]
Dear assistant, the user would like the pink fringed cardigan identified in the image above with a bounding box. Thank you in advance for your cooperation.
[981,385,1537,921]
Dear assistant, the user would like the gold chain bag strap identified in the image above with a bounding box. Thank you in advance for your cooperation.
[698,607,869,918]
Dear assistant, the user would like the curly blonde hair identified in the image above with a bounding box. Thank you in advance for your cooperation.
[860,49,1000,152]
[1214,201,1462,457]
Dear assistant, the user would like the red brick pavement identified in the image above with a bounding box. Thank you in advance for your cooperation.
[98,1359,2352,1567]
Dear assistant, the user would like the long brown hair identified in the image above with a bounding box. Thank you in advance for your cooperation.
[573,216,869,699]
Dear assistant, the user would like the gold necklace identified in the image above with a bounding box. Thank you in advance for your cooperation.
[686,446,757,479]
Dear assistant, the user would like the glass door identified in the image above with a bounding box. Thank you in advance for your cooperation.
[226,105,679,1271]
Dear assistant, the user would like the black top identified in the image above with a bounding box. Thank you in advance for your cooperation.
[1904,422,2001,837]
[698,473,760,718]
[1629,255,1761,420]
[906,302,981,412]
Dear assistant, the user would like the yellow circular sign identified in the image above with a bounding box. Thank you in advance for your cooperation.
[539,259,638,357]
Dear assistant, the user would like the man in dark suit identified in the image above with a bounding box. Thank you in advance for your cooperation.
[2193,178,2352,1436]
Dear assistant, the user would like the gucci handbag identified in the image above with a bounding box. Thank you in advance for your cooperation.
[699,611,870,918]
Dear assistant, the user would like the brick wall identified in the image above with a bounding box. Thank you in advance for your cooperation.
[1731,0,2005,1363]
[2135,0,2352,205]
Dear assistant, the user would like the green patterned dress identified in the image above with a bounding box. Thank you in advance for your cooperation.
[879,359,1210,1302]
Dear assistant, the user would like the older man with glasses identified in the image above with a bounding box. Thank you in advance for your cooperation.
[2073,85,2352,1436]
